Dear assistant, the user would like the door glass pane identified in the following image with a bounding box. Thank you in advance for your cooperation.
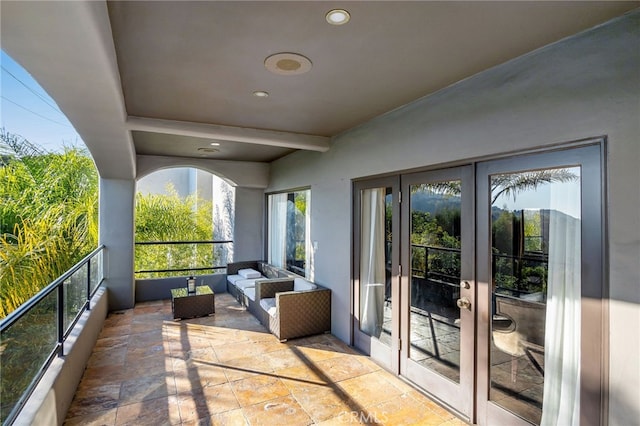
[409,181,462,382]
[359,187,393,346]
[490,167,581,424]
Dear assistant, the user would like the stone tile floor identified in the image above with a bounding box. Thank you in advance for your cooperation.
[64,293,467,425]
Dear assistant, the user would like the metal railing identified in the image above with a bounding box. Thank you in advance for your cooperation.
[410,244,461,285]
[492,251,548,297]
[0,245,105,425]
[409,243,549,298]
[134,240,232,276]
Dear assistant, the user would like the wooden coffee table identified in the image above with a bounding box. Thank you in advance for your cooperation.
[170,286,215,319]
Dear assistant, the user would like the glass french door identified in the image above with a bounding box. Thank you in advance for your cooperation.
[353,168,475,419]
[476,144,604,426]
[400,166,475,420]
[353,177,400,372]
[353,142,604,426]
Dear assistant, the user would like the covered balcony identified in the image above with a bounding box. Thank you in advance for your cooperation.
[1,2,639,426]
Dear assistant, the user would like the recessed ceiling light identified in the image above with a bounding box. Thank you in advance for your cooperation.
[326,9,350,25]
[264,53,312,75]
[210,142,220,146]
[253,90,269,97]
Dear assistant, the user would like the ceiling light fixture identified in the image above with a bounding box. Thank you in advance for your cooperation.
[326,9,350,25]
[253,90,269,97]
[210,142,220,146]
[264,53,312,75]
[197,147,219,154]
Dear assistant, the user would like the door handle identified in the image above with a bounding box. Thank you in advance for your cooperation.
[456,297,471,311]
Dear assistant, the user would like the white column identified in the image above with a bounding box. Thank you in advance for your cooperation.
[99,178,135,310]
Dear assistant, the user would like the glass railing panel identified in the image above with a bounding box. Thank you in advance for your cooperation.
[0,245,104,424]
[63,264,88,334]
[89,249,102,295]
[0,290,58,424]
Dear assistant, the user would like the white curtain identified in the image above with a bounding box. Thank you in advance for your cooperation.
[360,188,386,337]
[268,193,287,268]
[304,190,312,279]
[541,191,581,425]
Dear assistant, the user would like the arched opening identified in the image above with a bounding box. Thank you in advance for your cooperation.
[1,50,99,315]
[134,167,235,285]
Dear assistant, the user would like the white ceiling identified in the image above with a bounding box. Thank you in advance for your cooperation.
[2,1,638,177]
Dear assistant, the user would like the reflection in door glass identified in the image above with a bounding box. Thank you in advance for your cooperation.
[359,188,393,346]
[490,167,581,425]
[409,181,462,382]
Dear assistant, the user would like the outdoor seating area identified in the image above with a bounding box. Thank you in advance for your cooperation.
[227,261,332,341]
[64,293,465,425]
[2,3,637,425]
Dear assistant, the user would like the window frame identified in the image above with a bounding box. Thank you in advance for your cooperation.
[265,187,311,277]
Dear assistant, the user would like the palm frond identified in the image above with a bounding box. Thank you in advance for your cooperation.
[411,181,461,196]
[491,168,578,204]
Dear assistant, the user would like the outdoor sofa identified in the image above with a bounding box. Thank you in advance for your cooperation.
[226,261,331,341]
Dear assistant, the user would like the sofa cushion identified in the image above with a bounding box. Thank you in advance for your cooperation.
[227,274,244,285]
[294,277,317,291]
[259,263,280,279]
[260,298,277,317]
[236,279,258,291]
[244,287,256,301]
[238,268,262,279]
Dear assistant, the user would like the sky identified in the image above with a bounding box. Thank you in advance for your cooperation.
[494,166,581,219]
[1,50,84,153]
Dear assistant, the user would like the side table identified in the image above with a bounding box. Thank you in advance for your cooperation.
[171,286,215,320]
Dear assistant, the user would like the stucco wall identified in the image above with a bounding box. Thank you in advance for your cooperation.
[267,12,639,425]
[137,167,192,197]
[233,187,265,262]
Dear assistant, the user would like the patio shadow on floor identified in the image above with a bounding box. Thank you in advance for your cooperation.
[64,293,467,425]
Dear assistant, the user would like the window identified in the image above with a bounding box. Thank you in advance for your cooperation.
[267,189,310,277]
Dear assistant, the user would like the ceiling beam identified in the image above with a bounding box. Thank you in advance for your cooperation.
[127,116,330,152]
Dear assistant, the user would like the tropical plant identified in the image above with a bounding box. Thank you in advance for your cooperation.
[0,130,99,423]
[0,130,98,318]
[134,184,215,278]
[490,169,577,204]
[412,169,578,204]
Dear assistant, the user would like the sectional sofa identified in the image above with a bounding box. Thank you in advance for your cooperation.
[226,261,331,341]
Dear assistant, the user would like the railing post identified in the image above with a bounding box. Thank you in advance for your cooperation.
[86,260,91,311]
[424,246,429,279]
[57,283,64,357]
